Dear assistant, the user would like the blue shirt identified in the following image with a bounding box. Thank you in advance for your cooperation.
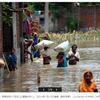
[8,54,17,65]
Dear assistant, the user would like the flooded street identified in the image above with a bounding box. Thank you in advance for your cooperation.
[0,40,100,92]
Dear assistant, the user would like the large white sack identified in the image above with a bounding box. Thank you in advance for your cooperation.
[54,41,69,52]
[36,40,54,48]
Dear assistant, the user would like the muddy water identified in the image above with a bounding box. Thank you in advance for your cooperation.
[0,40,100,92]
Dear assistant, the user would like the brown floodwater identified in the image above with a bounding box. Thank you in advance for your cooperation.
[0,40,100,92]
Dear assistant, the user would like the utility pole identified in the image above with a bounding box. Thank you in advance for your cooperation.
[0,3,3,57]
[77,3,80,31]
[44,2,49,33]
[12,2,21,66]
[19,2,24,63]
[94,5,96,29]
[12,3,17,52]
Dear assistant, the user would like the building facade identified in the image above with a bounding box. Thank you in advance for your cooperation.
[57,6,100,32]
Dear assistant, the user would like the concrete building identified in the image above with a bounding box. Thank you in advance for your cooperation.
[0,3,23,66]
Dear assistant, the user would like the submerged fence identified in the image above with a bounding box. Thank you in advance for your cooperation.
[48,30,100,42]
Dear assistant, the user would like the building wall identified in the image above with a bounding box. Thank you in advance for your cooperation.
[96,12,100,28]
[57,6,100,32]
[0,4,3,57]
[79,7,100,29]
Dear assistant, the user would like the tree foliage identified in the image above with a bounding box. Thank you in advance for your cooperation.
[66,16,78,32]
[24,2,45,11]
[50,2,73,20]
[2,3,12,26]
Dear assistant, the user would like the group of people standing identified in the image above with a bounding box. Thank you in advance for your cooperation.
[23,31,80,68]
[38,38,98,92]
[0,34,98,92]
[0,6,98,92]
[41,43,80,67]
[56,44,80,67]
[24,33,50,62]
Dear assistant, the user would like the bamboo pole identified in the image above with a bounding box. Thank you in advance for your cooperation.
[3,54,10,73]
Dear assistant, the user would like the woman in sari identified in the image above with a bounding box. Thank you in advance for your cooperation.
[79,70,98,92]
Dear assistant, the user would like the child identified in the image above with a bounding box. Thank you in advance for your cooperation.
[67,44,80,65]
[79,70,98,92]
[8,48,17,71]
[41,46,51,65]
[56,52,68,67]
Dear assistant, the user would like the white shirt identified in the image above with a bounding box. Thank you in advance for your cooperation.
[41,49,50,57]
[67,49,80,59]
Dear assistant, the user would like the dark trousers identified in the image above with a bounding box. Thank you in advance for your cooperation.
[8,63,16,71]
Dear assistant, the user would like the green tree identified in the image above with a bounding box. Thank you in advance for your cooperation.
[67,16,78,32]
[50,2,73,20]
[49,2,73,32]
[2,3,12,26]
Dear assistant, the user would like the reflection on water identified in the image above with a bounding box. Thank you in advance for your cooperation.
[0,40,100,92]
